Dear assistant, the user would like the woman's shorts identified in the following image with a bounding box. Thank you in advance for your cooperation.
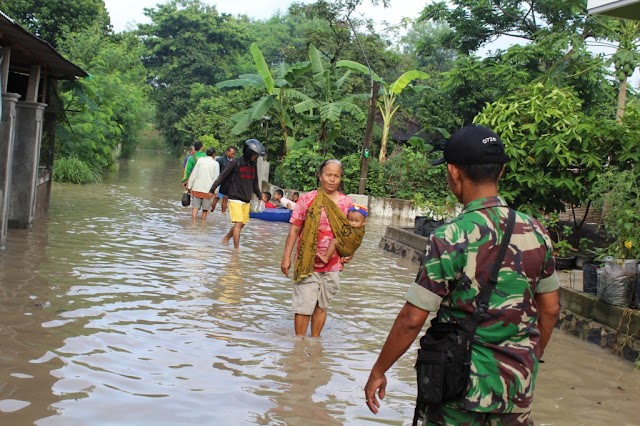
[228,200,250,224]
[292,271,341,315]
[192,196,213,211]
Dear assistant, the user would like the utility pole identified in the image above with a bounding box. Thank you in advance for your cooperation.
[359,80,378,194]
[340,17,378,195]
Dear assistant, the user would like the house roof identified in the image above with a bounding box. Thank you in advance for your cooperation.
[588,0,640,20]
[0,10,87,80]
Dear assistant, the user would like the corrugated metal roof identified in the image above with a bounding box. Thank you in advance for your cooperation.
[0,10,87,80]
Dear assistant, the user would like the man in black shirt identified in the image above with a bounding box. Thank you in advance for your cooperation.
[209,140,265,249]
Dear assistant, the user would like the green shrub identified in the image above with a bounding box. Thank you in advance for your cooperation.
[339,153,361,195]
[53,156,101,184]
[383,148,448,200]
[273,145,325,191]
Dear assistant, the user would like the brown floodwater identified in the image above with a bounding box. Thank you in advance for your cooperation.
[0,150,639,425]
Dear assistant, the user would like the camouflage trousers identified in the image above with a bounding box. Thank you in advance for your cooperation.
[423,404,532,426]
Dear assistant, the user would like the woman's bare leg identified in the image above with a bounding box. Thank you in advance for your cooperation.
[294,313,311,336]
[310,304,326,337]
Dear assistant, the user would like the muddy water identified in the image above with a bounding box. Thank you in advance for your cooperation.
[0,150,638,425]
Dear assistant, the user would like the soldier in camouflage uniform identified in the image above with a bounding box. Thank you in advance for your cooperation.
[364,125,561,425]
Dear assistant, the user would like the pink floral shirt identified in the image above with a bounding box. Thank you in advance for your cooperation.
[290,190,354,273]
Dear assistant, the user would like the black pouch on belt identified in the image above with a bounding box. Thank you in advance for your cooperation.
[415,322,473,405]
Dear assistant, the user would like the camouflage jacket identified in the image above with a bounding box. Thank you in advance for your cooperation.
[405,196,558,413]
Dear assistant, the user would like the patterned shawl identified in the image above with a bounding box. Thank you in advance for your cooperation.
[294,189,362,282]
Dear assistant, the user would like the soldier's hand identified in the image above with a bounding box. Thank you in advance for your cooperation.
[364,371,386,414]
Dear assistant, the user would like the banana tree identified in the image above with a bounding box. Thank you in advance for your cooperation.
[216,43,310,153]
[337,60,429,163]
[293,45,367,155]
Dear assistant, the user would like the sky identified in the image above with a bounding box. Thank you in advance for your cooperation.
[104,0,427,33]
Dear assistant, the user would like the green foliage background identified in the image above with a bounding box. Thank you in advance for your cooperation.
[4,0,640,215]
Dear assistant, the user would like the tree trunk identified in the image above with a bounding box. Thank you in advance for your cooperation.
[378,124,390,164]
[616,76,627,124]
[280,119,288,154]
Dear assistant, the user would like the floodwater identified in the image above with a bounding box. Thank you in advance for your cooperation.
[0,150,639,426]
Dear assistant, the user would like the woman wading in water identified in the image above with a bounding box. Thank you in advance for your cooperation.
[281,159,359,337]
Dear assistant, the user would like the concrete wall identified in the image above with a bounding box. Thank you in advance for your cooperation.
[557,287,640,363]
[0,93,20,249]
[8,101,46,228]
[379,225,428,264]
[369,196,418,223]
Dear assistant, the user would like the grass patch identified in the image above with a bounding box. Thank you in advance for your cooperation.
[53,156,101,184]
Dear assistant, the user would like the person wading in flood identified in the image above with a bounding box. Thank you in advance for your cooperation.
[211,146,237,213]
[208,139,265,249]
[281,159,362,338]
[364,125,560,425]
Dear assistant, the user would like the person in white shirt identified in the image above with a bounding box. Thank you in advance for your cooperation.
[187,148,220,221]
[273,189,295,210]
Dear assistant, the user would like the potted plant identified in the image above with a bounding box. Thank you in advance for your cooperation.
[541,214,577,270]
[589,169,640,306]
[553,238,576,270]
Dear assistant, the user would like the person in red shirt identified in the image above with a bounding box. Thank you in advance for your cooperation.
[261,192,277,208]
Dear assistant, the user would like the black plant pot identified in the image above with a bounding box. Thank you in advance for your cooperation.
[583,262,598,295]
[555,256,576,271]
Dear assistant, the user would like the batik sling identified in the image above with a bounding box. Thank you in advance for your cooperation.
[412,208,515,426]
[294,189,360,282]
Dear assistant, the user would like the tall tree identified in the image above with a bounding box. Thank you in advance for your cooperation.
[419,0,589,54]
[56,27,152,172]
[0,0,111,47]
[138,0,249,147]
[597,18,640,122]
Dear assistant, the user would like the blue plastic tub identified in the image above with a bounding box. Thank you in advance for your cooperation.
[250,208,292,223]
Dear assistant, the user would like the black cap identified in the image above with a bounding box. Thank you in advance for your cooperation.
[432,125,509,166]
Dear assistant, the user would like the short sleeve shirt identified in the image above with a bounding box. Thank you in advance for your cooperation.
[279,196,295,210]
[290,190,353,273]
[405,196,558,413]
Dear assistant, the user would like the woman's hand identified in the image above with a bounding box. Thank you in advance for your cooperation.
[281,257,291,277]
[341,255,353,264]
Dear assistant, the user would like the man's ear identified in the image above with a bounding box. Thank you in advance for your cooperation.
[498,164,507,180]
[447,163,460,182]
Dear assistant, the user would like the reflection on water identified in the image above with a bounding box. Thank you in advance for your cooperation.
[0,150,638,425]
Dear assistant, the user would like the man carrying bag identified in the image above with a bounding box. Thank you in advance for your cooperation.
[364,125,560,425]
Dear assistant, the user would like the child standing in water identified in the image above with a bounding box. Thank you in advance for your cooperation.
[317,205,367,264]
